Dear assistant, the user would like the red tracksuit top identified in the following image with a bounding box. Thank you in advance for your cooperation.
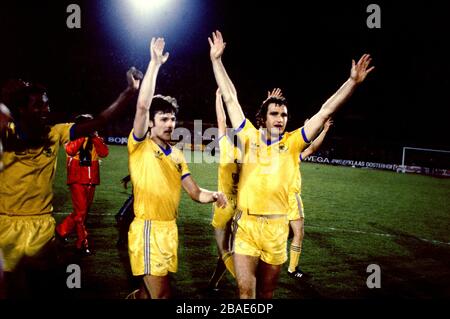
[66,136,109,185]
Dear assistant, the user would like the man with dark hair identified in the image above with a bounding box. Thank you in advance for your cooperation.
[0,68,141,298]
[209,30,374,298]
[55,114,109,255]
[126,37,227,299]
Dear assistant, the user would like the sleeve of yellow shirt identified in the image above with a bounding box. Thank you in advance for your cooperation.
[235,118,257,147]
[128,129,146,154]
[179,150,190,179]
[55,123,74,145]
[292,126,311,153]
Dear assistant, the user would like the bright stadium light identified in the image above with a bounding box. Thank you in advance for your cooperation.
[130,0,173,14]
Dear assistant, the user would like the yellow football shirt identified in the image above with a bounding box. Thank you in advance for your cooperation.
[128,130,190,221]
[291,156,303,194]
[217,135,241,196]
[236,119,309,215]
[0,123,73,216]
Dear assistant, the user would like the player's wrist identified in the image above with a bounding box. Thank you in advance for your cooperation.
[348,76,360,86]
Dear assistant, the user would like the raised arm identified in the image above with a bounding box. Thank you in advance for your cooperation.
[71,67,141,139]
[215,89,227,136]
[133,37,169,139]
[304,54,374,142]
[0,103,12,135]
[0,103,9,171]
[182,175,227,207]
[301,118,333,159]
[209,30,244,128]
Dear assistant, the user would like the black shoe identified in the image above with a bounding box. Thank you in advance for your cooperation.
[288,267,305,279]
[201,284,220,299]
[77,240,93,256]
[206,285,220,293]
[77,246,93,256]
[55,231,68,244]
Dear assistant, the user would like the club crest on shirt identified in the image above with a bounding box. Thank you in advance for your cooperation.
[43,147,53,157]
[250,142,260,150]
[274,143,288,153]
[154,150,163,160]
[176,163,182,173]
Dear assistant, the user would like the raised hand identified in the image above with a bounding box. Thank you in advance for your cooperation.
[208,30,226,61]
[126,67,142,91]
[267,88,284,100]
[150,37,170,65]
[350,54,375,84]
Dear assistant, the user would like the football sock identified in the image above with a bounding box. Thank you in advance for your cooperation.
[221,251,236,278]
[288,244,302,273]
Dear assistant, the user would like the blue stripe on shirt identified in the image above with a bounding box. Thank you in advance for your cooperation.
[133,131,147,142]
[301,127,311,144]
[234,119,246,133]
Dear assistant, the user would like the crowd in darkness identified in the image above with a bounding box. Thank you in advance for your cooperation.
[1,2,449,171]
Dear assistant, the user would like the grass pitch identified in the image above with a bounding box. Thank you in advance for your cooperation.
[52,145,450,299]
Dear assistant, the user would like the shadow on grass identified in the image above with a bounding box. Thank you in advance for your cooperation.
[174,220,237,299]
[362,223,450,298]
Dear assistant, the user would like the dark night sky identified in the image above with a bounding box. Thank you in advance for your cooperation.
[1,0,449,155]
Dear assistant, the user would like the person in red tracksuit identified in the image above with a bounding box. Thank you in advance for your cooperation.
[56,114,109,255]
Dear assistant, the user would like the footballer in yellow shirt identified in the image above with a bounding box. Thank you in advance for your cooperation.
[126,37,226,299]
[210,29,374,298]
[0,70,141,297]
[207,89,241,290]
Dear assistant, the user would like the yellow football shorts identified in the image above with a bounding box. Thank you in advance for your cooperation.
[0,214,55,272]
[128,218,178,277]
[233,211,289,265]
[288,192,305,221]
[212,194,237,229]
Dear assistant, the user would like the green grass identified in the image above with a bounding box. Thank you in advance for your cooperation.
[52,145,450,299]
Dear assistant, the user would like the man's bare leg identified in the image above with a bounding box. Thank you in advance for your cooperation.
[135,281,151,299]
[234,253,259,299]
[256,261,282,299]
[288,218,305,278]
[143,274,171,299]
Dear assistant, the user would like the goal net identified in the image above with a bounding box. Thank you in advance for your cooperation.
[399,147,450,176]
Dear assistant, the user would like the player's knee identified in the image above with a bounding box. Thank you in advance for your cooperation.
[238,287,255,299]
[237,279,255,298]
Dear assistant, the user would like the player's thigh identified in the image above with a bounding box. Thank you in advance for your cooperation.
[234,253,259,294]
[256,260,282,298]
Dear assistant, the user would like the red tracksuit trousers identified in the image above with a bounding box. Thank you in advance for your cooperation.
[56,184,96,249]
